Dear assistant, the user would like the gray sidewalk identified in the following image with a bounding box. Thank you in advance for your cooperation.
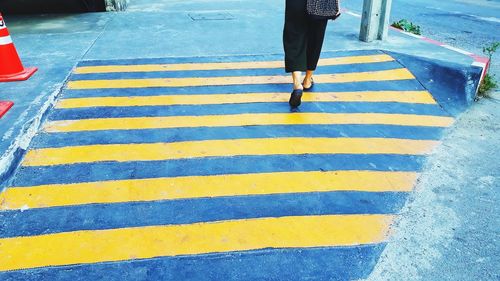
[368,91,500,281]
[0,0,483,182]
[0,1,497,280]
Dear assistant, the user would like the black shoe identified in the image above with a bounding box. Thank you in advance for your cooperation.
[289,89,303,108]
[303,78,314,91]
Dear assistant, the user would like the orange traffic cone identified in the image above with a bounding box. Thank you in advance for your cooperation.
[0,101,14,118]
[0,13,37,82]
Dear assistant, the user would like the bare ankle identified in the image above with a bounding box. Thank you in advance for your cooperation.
[303,77,312,86]
[293,83,303,90]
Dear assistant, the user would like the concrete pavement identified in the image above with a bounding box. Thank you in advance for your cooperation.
[343,0,500,77]
[1,49,454,280]
[0,0,495,280]
[367,91,500,281]
[0,0,486,182]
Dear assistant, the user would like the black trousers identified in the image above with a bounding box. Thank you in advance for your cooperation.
[283,0,328,73]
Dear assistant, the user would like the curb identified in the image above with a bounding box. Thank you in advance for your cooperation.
[343,9,490,95]
[388,28,490,95]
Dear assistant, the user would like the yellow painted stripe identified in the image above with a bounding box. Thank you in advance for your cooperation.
[74,54,395,74]
[67,68,414,89]
[0,171,417,210]
[22,138,439,167]
[0,214,393,271]
[44,113,454,133]
[56,90,436,109]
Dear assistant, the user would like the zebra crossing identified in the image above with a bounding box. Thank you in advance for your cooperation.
[0,50,453,280]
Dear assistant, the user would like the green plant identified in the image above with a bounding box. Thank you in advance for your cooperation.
[477,73,497,98]
[477,42,499,98]
[483,42,500,60]
[391,19,421,35]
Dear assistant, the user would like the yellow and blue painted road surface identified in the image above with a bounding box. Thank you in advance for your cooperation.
[0,50,454,280]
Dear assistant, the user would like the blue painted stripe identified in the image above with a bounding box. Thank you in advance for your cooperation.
[48,102,448,121]
[70,61,403,80]
[75,50,384,67]
[12,154,425,187]
[0,191,407,238]
[0,244,385,280]
[60,80,426,98]
[30,124,445,149]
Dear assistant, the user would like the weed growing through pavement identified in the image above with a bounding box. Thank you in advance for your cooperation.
[391,19,421,35]
[477,42,499,99]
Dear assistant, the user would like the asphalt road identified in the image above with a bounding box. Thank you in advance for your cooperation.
[344,0,500,77]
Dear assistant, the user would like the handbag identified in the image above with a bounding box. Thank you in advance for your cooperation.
[306,0,341,20]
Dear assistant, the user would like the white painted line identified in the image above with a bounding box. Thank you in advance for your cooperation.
[345,11,361,18]
[393,29,423,39]
[343,7,486,69]
[441,45,473,56]
[0,35,12,45]
[471,15,500,24]
[472,61,487,68]
[476,67,487,93]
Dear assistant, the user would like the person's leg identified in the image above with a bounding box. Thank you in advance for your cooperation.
[289,70,304,107]
[283,0,311,107]
[291,71,303,90]
[304,18,328,87]
[283,0,308,74]
[303,70,314,89]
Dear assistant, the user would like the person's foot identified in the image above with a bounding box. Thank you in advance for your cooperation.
[289,89,303,108]
[303,77,314,91]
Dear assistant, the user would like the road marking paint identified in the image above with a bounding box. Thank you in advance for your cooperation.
[441,45,473,56]
[0,214,393,272]
[470,54,489,64]
[469,15,500,24]
[1,171,418,210]
[55,91,436,108]
[74,54,395,74]
[389,25,424,39]
[472,61,487,68]
[421,37,445,46]
[407,33,423,39]
[44,113,454,133]
[345,11,362,18]
[67,69,415,89]
[22,137,440,167]
[342,8,490,82]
